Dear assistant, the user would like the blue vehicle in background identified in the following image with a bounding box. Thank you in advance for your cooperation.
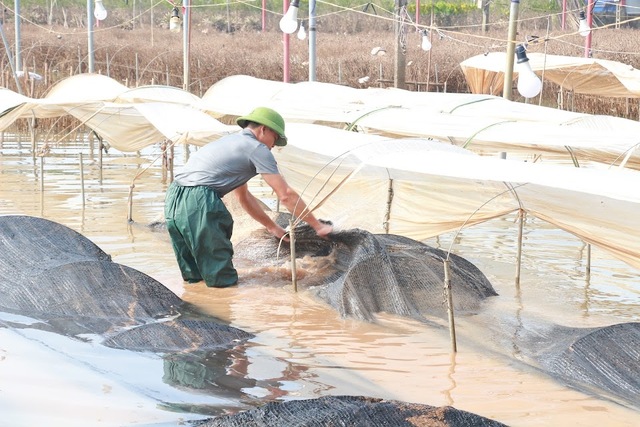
[591,0,640,27]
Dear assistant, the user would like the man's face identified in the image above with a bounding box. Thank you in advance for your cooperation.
[260,125,279,150]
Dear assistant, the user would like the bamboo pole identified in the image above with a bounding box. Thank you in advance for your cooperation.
[40,156,44,193]
[586,243,591,281]
[515,209,525,286]
[502,0,519,100]
[161,140,168,183]
[98,137,103,184]
[89,131,95,160]
[79,153,85,207]
[40,156,45,215]
[384,179,394,233]
[393,0,407,89]
[426,8,433,91]
[31,120,36,160]
[289,218,298,292]
[444,259,457,352]
[127,183,135,222]
[169,143,174,182]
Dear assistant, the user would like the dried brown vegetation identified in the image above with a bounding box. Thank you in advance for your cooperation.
[3,7,640,125]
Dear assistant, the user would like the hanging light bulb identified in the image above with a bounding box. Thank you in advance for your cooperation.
[280,0,300,34]
[169,7,182,33]
[578,11,591,37]
[297,22,307,40]
[94,0,108,21]
[515,44,542,98]
[421,29,432,52]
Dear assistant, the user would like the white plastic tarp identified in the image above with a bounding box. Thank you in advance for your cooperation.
[201,75,640,170]
[3,74,640,168]
[460,52,640,97]
[0,74,232,152]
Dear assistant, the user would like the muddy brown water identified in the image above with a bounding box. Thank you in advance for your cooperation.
[0,138,638,426]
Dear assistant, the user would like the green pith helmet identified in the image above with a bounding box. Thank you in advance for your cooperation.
[236,107,288,146]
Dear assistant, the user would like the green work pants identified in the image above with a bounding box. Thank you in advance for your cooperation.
[164,183,237,287]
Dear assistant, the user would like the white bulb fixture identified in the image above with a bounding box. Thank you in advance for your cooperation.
[169,7,182,33]
[578,11,590,37]
[421,30,432,52]
[297,22,307,40]
[280,0,300,34]
[94,0,108,21]
[515,44,542,98]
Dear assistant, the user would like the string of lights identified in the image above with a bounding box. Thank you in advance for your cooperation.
[2,0,640,59]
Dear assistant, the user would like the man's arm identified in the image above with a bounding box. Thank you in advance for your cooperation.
[233,183,288,239]
[261,173,333,238]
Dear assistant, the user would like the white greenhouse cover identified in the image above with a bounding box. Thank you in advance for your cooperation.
[1,73,640,272]
[201,75,640,170]
[0,74,235,152]
[461,52,640,98]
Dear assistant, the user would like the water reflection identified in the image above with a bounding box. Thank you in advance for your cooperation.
[160,344,312,415]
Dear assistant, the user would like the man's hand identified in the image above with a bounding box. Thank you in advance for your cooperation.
[267,224,290,242]
[314,223,333,239]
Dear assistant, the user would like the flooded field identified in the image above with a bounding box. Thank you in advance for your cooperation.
[0,136,638,426]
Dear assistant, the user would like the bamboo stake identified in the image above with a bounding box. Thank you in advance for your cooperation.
[89,131,94,160]
[444,259,457,352]
[289,218,298,292]
[127,183,135,222]
[586,243,591,280]
[383,178,394,233]
[31,123,36,160]
[79,153,85,207]
[169,143,174,182]
[161,139,168,183]
[98,137,103,184]
[40,156,44,215]
[515,209,525,286]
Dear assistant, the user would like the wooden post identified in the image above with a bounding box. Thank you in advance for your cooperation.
[135,53,139,87]
[503,0,519,100]
[481,0,490,33]
[426,9,434,92]
[393,0,407,89]
[444,259,457,352]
